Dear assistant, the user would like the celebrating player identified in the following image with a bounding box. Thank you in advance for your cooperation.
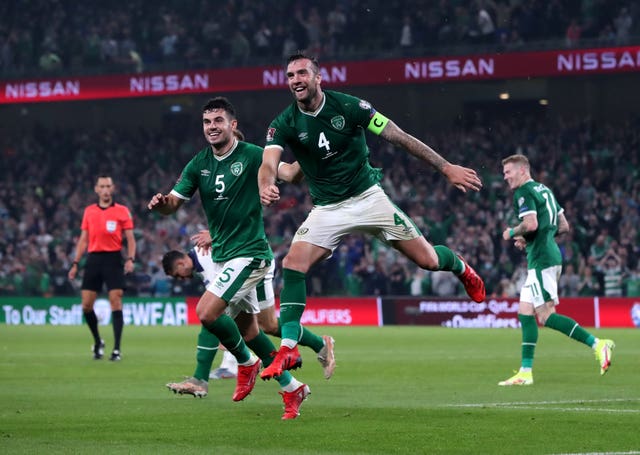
[148,97,333,418]
[498,154,614,386]
[258,53,486,380]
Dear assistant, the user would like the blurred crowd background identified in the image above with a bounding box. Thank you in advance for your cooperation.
[0,0,639,298]
[1,113,638,298]
[0,0,638,77]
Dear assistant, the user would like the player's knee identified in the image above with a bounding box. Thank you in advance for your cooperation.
[197,309,218,327]
[81,301,94,312]
[417,256,439,271]
[282,255,308,273]
[260,320,278,335]
[243,325,259,341]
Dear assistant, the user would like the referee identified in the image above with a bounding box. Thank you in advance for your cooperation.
[68,175,136,361]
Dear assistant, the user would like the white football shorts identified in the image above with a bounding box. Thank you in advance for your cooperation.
[206,257,274,318]
[292,184,421,252]
[520,265,562,307]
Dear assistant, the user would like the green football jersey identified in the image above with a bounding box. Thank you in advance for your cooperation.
[171,140,273,263]
[513,180,564,268]
[265,89,383,205]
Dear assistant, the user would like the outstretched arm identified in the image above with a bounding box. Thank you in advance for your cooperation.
[379,120,482,193]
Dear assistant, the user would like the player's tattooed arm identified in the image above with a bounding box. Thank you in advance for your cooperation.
[379,120,448,172]
[379,120,482,192]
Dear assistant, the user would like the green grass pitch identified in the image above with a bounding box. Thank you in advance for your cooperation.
[1,325,638,454]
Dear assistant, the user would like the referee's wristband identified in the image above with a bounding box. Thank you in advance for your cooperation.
[126,257,135,263]
[508,228,515,239]
[72,261,79,266]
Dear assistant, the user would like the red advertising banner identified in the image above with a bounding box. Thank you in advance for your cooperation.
[186,296,199,325]
[390,297,597,328]
[294,297,381,326]
[557,297,597,327]
[2,46,639,104]
[598,297,640,328]
[185,296,381,326]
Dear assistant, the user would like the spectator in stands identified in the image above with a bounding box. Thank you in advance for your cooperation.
[559,263,580,296]
[626,263,640,297]
[577,265,601,296]
[38,46,62,73]
[431,270,462,297]
[472,1,496,44]
[589,231,612,263]
[229,29,250,66]
[613,7,633,45]
[565,18,582,47]
[326,3,347,56]
[399,15,415,55]
[253,21,272,57]
[596,247,624,297]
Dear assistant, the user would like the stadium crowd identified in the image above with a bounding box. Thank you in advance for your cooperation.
[0,0,638,77]
[1,111,638,299]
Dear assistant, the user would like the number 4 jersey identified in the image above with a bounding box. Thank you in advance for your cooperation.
[265,89,383,206]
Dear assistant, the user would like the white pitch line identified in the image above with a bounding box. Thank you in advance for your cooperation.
[549,452,640,455]
[446,398,640,408]
[498,406,640,413]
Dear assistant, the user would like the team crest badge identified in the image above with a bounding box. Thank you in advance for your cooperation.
[330,115,345,130]
[231,162,243,176]
[296,227,309,236]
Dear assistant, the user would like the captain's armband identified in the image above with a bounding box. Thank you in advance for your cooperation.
[367,111,389,135]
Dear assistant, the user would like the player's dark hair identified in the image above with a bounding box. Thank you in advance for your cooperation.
[95,174,112,183]
[202,96,237,119]
[162,250,185,275]
[286,52,320,74]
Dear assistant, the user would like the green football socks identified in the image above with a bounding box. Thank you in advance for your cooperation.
[545,313,595,346]
[279,268,307,343]
[204,314,251,364]
[193,325,219,381]
[275,319,324,353]
[434,245,464,275]
[518,314,538,369]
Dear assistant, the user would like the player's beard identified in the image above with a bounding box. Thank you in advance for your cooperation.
[296,84,319,110]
